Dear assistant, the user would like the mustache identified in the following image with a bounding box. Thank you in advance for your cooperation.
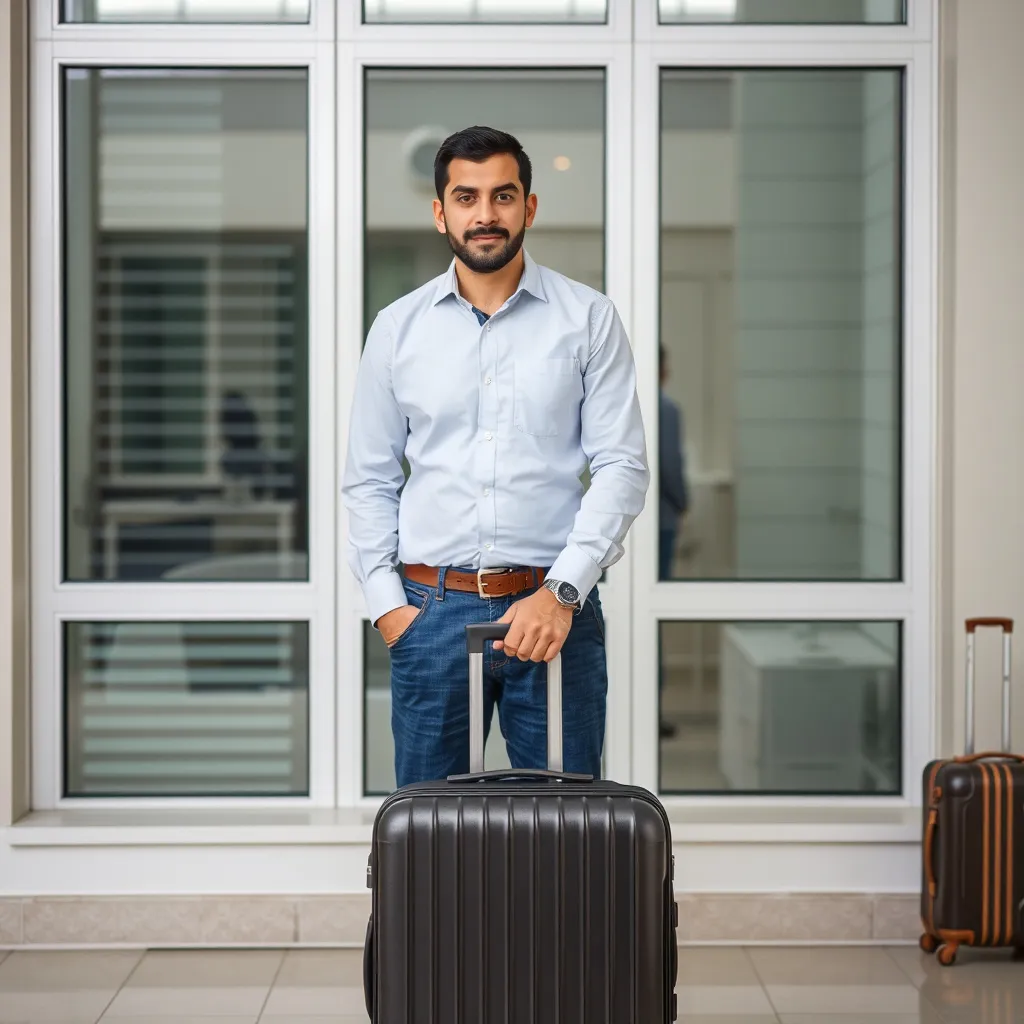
[464,226,509,241]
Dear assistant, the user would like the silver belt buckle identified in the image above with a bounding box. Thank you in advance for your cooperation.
[476,567,507,599]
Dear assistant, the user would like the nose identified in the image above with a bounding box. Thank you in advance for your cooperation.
[476,195,497,225]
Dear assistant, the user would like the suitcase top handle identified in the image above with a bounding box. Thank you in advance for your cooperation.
[465,623,563,774]
[447,768,593,783]
[964,617,1014,755]
[966,617,1014,634]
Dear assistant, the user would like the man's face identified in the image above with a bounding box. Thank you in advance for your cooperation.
[433,154,538,274]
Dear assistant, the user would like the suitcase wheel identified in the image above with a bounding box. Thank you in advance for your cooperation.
[936,943,958,967]
[919,932,938,954]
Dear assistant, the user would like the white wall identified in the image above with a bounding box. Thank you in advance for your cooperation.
[947,0,1024,757]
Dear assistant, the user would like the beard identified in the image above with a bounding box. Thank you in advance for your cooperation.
[446,219,526,274]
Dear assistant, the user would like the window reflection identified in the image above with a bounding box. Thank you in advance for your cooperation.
[63,68,309,582]
[659,620,901,795]
[658,69,902,582]
[364,0,606,24]
[362,67,606,796]
[65,621,310,797]
[64,0,309,22]
[364,68,605,330]
[659,0,903,23]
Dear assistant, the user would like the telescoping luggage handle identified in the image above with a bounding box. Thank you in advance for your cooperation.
[963,617,1014,756]
[454,623,592,783]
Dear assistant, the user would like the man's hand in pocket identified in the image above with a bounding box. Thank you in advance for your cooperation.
[377,605,421,647]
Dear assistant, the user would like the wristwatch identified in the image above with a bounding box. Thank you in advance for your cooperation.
[543,578,581,611]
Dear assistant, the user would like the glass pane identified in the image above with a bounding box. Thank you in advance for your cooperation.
[364,0,606,24]
[658,69,902,581]
[659,620,901,795]
[63,69,309,582]
[659,0,904,24]
[65,621,309,796]
[363,621,512,795]
[63,0,309,22]
[364,68,605,334]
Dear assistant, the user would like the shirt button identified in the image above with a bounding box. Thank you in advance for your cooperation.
[485,543,493,550]
[484,377,492,385]
[483,488,490,496]
[484,432,492,441]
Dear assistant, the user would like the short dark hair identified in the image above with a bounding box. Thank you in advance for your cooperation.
[433,126,533,202]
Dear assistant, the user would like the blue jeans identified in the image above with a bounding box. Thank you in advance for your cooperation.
[387,569,608,788]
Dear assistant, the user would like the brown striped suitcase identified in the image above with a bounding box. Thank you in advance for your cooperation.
[920,617,1024,965]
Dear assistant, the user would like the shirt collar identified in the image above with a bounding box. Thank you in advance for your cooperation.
[432,249,548,308]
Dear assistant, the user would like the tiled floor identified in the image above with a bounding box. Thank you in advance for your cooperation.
[0,944,1021,1023]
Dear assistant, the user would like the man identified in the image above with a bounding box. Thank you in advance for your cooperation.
[342,126,648,787]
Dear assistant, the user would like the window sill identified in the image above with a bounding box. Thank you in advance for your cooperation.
[6,804,922,848]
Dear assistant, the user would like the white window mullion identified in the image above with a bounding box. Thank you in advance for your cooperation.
[902,34,938,805]
[600,47,635,786]
[334,40,361,809]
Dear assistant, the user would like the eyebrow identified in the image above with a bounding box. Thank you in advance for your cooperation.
[450,182,520,196]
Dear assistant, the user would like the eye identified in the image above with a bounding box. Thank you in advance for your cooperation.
[496,193,513,201]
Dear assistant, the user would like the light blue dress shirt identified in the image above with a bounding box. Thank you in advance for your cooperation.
[342,251,650,627]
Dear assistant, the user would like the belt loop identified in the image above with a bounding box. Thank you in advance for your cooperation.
[436,566,447,601]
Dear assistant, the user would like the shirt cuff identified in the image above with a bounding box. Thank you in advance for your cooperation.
[364,567,408,628]
[547,545,603,603]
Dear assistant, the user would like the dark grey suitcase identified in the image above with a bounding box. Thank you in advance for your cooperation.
[363,622,678,1023]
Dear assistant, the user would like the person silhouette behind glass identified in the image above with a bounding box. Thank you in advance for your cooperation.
[658,345,688,581]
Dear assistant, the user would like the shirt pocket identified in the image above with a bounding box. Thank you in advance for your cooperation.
[513,357,582,438]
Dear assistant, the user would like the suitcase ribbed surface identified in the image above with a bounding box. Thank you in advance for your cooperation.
[370,784,674,1024]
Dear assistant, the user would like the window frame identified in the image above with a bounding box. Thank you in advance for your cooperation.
[29,35,338,810]
[28,0,938,816]
[338,45,636,806]
[630,14,938,807]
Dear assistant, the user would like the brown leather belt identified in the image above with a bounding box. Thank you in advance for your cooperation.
[403,563,547,599]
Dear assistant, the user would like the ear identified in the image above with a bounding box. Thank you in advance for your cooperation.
[432,198,446,235]
[524,193,538,229]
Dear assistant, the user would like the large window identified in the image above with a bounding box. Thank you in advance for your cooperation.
[659,620,900,794]
[650,67,908,793]
[657,69,902,584]
[63,68,309,583]
[32,2,935,815]
[65,621,309,797]
[360,67,606,794]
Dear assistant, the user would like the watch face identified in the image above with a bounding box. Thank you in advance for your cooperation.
[558,582,580,605]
